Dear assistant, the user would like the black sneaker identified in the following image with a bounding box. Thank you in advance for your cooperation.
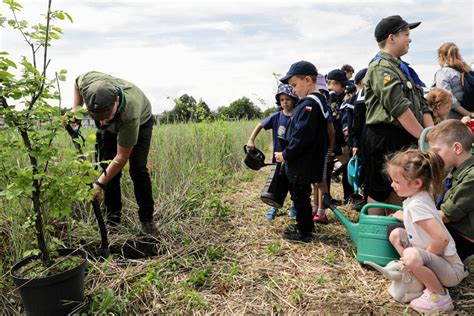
[282,225,314,243]
[140,221,157,235]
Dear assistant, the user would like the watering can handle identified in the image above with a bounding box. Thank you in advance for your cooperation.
[419,127,433,153]
[360,203,403,216]
[243,145,248,154]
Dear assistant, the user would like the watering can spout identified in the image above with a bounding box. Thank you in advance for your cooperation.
[322,194,359,247]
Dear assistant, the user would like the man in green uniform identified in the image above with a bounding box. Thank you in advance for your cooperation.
[363,15,434,214]
[73,71,156,234]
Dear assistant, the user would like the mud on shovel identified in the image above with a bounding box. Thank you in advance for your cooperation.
[65,122,110,258]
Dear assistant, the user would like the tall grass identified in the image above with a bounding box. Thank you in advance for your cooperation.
[0,119,271,308]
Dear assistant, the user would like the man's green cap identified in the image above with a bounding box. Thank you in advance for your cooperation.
[85,80,118,113]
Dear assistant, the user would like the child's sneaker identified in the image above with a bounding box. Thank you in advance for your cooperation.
[265,207,277,220]
[282,225,313,243]
[409,289,454,314]
[313,213,329,224]
[312,208,329,224]
[288,206,297,219]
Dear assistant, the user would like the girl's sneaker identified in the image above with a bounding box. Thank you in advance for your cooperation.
[288,206,297,219]
[265,207,278,220]
[409,289,454,314]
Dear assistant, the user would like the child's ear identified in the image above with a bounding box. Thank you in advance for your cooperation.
[453,142,464,155]
[414,178,423,189]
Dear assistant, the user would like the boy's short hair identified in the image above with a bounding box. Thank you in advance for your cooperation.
[426,87,452,113]
[377,25,411,48]
[295,75,317,84]
[427,119,473,151]
[341,64,354,74]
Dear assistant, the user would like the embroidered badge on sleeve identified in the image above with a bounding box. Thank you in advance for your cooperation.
[383,72,391,85]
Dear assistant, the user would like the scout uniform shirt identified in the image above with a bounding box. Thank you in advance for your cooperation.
[282,93,328,184]
[441,156,474,240]
[76,71,153,148]
[364,51,432,126]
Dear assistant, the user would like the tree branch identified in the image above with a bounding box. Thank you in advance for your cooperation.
[27,0,52,112]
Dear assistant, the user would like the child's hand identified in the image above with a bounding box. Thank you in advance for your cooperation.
[275,152,284,163]
[389,210,404,221]
[246,140,255,150]
[461,115,471,125]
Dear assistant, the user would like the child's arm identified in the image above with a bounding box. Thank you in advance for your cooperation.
[246,123,263,150]
[327,122,336,159]
[416,218,450,255]
[397,109,424,139]
[389,210,404,222]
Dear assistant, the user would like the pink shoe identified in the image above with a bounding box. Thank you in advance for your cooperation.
[410,289,454,314]
[313,214,329,225]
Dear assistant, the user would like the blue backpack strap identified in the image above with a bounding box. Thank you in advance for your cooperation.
[461,71,474,111]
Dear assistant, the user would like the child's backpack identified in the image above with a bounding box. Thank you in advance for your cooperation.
[460,71,474,111]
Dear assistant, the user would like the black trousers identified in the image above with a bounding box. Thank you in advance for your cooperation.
[289,182,314,234]
[446,225,474,262]
[97,118,155,224]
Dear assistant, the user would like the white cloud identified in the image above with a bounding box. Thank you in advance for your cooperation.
[1,0,473,114]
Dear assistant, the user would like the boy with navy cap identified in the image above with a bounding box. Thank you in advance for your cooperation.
[276,61,329,242]
[364,15,433,214]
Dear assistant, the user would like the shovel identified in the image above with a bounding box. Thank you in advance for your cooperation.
[65,122,110,258]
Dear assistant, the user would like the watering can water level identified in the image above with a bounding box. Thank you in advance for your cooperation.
[323,194,402,266]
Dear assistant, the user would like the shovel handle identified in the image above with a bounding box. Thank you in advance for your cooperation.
[91,199,110,257]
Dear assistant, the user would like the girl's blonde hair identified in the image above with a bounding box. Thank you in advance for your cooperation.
[386,149,445,198]
[438,42,471,73]
[426,87,452,116]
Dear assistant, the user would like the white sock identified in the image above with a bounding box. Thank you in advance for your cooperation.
[317,209,326,216]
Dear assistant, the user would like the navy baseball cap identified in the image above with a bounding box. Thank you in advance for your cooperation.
[327,69,351,87]
[279,61,318,84]
[354,68,368,85]
[374,15,421,42]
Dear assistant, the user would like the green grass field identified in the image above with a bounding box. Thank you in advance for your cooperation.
[1,120,472,314]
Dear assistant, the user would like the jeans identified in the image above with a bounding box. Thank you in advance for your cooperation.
[96,118,155,224]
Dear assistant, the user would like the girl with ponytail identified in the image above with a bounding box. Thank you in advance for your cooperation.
[386,148,468,314]
[434,42,473,120]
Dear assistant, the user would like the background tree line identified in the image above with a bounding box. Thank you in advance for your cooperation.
[159,94,276,124]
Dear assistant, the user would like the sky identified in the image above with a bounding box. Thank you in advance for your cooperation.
[1,0,473,114]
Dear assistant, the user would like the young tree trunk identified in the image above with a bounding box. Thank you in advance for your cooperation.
[19,129,51,267]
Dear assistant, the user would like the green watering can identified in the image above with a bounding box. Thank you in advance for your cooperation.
[323,194,402,267]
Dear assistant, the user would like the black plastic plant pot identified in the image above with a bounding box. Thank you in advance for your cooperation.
[10,248,87,316]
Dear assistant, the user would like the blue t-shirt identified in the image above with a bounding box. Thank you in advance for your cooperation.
[261,111,292,161]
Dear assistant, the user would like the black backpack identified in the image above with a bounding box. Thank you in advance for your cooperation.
[460,70,474,111]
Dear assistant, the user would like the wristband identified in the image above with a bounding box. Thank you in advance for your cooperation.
[94,181,106,190]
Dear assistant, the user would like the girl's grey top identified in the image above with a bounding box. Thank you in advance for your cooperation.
[434,65,464,119]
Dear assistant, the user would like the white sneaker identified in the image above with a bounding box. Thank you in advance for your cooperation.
[410,289,454,314]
